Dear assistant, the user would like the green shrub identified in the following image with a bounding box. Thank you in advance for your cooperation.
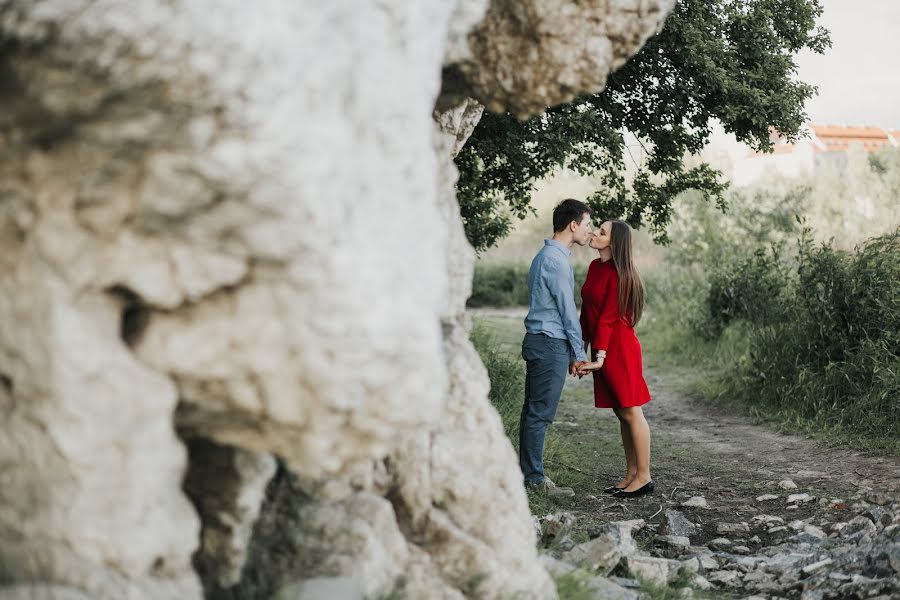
[721,228,900,451]
[469,261,589,308]
[638,267,748,373]
[705,245,790,336]
[469,263,530,308]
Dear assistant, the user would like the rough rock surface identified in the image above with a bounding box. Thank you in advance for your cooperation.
[182,440,277,592]
[0,0,674,598]
[450,0,677,116]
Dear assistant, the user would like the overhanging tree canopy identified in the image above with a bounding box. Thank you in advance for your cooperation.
[456,0,830,251]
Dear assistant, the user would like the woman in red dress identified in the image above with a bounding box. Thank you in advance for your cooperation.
[578,220,653,498]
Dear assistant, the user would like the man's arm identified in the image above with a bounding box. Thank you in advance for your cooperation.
[544,259,587,362]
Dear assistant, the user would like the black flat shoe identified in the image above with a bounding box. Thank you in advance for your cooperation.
[603,485,625,494]
[613,481,654,498]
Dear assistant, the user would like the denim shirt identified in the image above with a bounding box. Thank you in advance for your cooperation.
[524,239,587,362]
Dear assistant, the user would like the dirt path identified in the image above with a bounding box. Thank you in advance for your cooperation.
[641,364,900,499]
[473,309,898,522]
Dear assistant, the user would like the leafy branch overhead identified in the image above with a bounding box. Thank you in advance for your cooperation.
[455,0,830,251]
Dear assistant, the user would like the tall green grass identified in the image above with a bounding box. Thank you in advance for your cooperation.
[721,229,900,452]
[469,323,525,448]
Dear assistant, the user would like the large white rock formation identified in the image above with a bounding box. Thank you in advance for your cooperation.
[0,1,674,598]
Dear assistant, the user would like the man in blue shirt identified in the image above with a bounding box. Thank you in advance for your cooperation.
[520,199,592,495]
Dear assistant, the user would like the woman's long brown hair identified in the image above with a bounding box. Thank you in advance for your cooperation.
[609,220,645,327]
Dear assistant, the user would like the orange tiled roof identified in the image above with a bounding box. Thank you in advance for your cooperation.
[810,124,889,140]
[745,124,898,158]
[808,124,892,153]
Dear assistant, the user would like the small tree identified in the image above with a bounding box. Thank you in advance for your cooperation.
[455,0,830,251]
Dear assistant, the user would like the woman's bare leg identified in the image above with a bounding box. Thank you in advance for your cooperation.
[613,408,638,488]
[617,406,651,492]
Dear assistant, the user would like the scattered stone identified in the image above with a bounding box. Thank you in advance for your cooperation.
[680,557,700,574]
[697,554,718,571]
[764,552,812,572]
[562,532,629,574]
[662,510,698,537]
[678,587,693,598]
[749,535,762,545]
[803,525,827,540]
[756,494,779,502]
[741,571,770,586]
[655,535,691,549]
[840,516,877,540]
[717,522,750,535]
[779,479,799,490]
[681,496,708,509]
[864,507,889,527]
[707,538,732,551]
[690,574,712,591]
[752,515,784,527]
[789,520,806,531]
[538,554,576,578]
[731,555,764,569]
[788,493,814,504]
[625,555,681,586]
[541,512,577,547]
[790,532,825,545]
[866,492,890,506]
[768,525,788,534]
[707,569,742,587]
[584,575,643,600]
[608,577,640,589]
[801,558,833,576]
[732,545,751,555]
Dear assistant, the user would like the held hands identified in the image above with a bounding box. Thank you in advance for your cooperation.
[570,359,604,378]
[575,359,604,377]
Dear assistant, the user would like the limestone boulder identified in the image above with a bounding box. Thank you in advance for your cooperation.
[0,0,675,598]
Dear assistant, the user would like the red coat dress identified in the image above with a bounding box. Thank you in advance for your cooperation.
[579,258,651,409]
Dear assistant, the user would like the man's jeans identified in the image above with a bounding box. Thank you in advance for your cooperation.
[519,332,569,485]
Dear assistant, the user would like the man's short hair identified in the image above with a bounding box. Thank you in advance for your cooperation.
[552,199,591,232]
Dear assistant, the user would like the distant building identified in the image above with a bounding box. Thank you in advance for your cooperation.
[730,123,898,186]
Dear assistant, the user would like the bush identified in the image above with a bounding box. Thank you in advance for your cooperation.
[705,245,790,336]
[721,228,900,451]
[468,261,589,308]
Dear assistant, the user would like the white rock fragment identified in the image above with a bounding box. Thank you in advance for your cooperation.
[681,496,708,509]
[787,493,814,504]
[801,558,833,575]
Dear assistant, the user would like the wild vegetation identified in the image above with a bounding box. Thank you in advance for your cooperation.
[470,147,900,454]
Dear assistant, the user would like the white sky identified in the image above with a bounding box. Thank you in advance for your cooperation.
[795,0,900,128]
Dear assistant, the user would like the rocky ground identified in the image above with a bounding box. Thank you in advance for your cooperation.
[473,311,900,599]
